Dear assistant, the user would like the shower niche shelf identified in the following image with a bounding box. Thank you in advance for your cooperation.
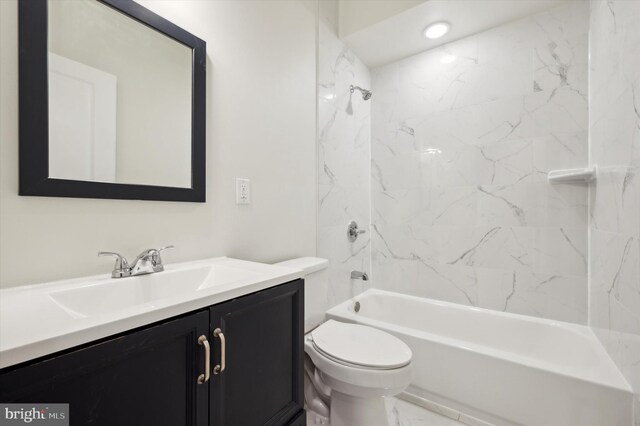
[547,166,597,184]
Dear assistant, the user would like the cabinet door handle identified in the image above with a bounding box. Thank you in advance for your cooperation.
[197,335,210,384]
[213,328,225,375]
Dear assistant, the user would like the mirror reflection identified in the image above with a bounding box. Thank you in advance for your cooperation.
[47,0,193,188]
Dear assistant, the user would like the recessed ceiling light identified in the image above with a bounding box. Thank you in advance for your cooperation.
[424,22,450,39]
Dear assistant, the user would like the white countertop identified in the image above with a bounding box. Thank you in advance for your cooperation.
[0,257,303,369]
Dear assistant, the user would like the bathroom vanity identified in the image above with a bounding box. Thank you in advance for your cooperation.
[0,258,305,426]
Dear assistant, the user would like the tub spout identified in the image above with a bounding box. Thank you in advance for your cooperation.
[350,270,369,281]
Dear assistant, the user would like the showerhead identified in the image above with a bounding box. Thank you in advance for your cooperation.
[350,85,372,101]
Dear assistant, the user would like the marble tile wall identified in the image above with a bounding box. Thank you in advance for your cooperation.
[317,1,372,308]
[370,2,590,323]
[588,0,640,422]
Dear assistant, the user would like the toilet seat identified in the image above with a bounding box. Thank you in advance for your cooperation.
[304,330,412,399]
[310,320,412,370]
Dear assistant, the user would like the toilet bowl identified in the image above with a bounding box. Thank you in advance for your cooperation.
[305,319,412,426]
[274,257,412,426]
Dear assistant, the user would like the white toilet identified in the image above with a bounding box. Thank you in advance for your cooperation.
[275,257,412,426]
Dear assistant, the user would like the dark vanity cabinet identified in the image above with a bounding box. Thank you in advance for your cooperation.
[0,280,305,426]
[0,311,210,425]
[210,281,305,426]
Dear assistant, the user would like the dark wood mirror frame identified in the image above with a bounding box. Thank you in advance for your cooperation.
[19,0,206,202]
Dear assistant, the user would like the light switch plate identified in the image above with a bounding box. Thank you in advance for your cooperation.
[236,178,250,204]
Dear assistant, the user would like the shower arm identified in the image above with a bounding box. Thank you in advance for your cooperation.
[349,84,372,100]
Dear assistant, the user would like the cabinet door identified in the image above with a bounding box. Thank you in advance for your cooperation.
[0,310,210,426]
[210,279,305,426]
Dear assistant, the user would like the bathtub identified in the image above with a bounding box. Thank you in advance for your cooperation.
[326,289,633,426]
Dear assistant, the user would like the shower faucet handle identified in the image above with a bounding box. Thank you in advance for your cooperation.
[347,220,366,242]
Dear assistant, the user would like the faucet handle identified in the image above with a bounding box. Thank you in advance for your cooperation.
[98,252,131,278]
[347,221,366,242]
[151,245,174,271]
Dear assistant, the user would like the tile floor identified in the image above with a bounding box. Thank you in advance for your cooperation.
[386,397,466,426]
[306,396,465,426]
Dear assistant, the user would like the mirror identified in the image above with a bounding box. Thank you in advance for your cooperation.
[48,0,193,187]
[19,0,206,202]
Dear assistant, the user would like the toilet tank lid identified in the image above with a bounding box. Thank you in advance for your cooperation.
[274,257,328,274]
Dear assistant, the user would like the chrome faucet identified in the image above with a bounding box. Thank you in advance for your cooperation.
[99,246,174,278]
[97,252,131,278]
[350,270,369,281]
[130,246,174,275]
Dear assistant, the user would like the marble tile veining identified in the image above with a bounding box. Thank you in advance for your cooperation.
[589,0,640,423]
[371,2,589,324]
[317,2,371,308]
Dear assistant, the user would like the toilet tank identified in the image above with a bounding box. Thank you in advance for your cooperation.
[274,257,329,333]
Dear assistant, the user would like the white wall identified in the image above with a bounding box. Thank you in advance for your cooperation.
[588,0,640,422]
[0,0,317,288]
[338,0,424,37]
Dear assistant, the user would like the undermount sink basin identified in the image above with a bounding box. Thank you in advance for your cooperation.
[48,262,262,318]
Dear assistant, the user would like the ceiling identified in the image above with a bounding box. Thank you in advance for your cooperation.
[341,0,571,69]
